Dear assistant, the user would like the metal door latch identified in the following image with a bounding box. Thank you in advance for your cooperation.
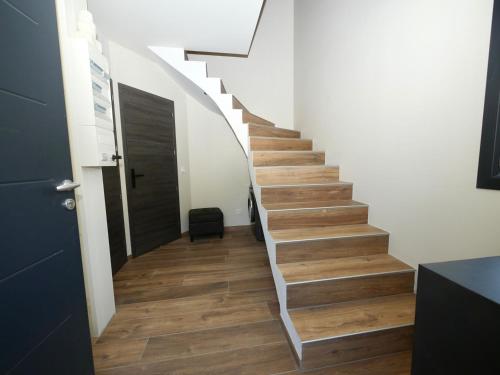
[62,198,76,211]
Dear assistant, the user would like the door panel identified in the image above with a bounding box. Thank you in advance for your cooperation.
[0,1,70,182]
[103,163,128,274]
[0,182,77,279]
[103,81,128,275]
[118,84,181,257]
[0,1,94,373]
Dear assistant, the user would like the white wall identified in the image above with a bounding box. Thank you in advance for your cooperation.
[189,0,295,129]
[187,96,251,226]
[106,41,193,252]
[294,0,500,268]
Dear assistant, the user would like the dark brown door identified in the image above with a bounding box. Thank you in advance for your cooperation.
[118,84,181,257]
[103,81,128,274]
[103,162,128,274]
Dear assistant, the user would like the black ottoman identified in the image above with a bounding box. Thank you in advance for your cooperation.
[189,208,224,242]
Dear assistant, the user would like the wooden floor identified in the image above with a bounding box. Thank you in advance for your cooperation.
[93,226,411,374]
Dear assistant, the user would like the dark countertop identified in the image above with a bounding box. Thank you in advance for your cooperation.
[422,256,500,305]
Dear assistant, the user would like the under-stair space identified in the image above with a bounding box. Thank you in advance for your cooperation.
[151,47,416,372]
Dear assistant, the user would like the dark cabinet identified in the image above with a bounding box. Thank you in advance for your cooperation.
[412,257,500,375]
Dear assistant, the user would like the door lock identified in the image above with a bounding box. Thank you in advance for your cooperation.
[62,198,76,211]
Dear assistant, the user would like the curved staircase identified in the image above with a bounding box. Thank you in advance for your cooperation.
[151,47,416,372]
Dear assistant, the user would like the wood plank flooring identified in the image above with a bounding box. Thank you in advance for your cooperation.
[93,227,296,374]
[93,227,411,374]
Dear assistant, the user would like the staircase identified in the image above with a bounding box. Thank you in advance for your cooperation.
[151,47,416,372]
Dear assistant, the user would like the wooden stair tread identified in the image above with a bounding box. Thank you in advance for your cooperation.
[247,122,275,127]
[232,96,246,111]
[279,254,413,284]
[248,124,300,138]
[290,293,416,342]
[270,224,388,243]
[263,200,365,211]
[261,183,353,205]
[250,137,312,151]
[255,165,339,185]
[254,165,335,170]
[254,150,320,154]
[260,181,352,188]
[297,351,412,374]
[250,136,307,140]
[244,111,275,127]
[253,151,326,167]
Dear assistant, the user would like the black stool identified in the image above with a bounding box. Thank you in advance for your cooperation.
[189,208,224,242]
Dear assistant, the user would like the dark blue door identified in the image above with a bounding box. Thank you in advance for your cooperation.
[0,1,94,374]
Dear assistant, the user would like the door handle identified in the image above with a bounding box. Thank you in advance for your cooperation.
[56,179,80,192]
[131,169,145,188]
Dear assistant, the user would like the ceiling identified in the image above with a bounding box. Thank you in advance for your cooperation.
[87,0,264,56]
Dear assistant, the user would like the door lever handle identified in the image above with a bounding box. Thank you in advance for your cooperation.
[131,169,145,188]
[56,179,80,192]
